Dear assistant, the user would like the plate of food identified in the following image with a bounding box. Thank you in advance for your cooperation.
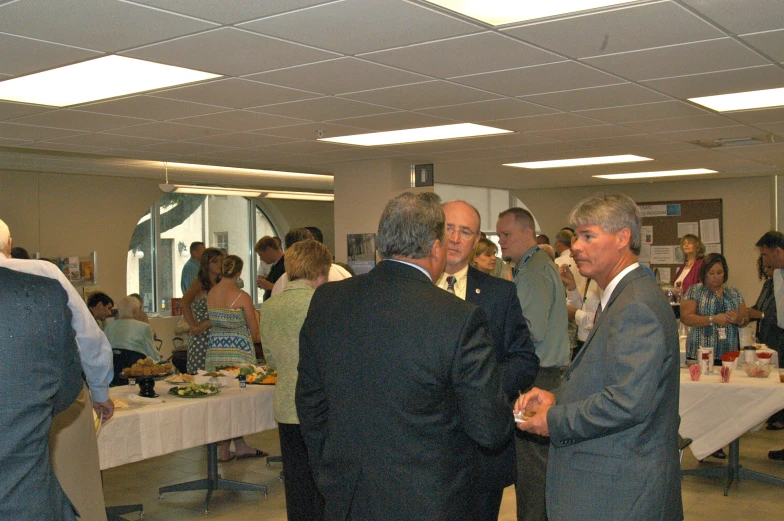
[121,358,174,378]
[164,373,194,384]
[168,383,221,398]
[244,367,278,385]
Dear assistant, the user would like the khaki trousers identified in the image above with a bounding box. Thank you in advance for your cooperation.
[50,385,108,521]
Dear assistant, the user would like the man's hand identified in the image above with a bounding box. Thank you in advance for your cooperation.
[558,264,577,291]
[93,399,114,422]
[515,387,555,436]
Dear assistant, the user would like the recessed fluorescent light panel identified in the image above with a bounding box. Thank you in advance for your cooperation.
[689,87,784,112]
[318,123,512,146]
[594,168,717,180]
[0,56,221,107]
[505,154,652,169]
[423,0,639,26]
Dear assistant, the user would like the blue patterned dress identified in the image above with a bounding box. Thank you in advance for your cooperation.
[205,307,256,370]
[186,296,209,374]
[684,282,745,360]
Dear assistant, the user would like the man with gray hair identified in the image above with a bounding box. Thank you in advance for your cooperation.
[297,192,513,521]
[516,194,682,521]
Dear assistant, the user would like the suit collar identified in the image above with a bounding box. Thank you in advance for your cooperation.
[376,259,433,283]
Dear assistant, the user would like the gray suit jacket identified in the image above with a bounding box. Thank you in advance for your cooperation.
[0,268,82,520]
[546,266,683,521]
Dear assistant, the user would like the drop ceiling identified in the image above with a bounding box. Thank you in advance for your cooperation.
[1,0,783,190]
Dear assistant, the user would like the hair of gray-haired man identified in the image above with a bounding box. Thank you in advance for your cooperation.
[555,229,574,248]
[497,207,535,233]
[377,192,445,260]
[568,193,642,255]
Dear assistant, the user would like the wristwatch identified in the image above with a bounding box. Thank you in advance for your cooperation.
[709,315,713,325]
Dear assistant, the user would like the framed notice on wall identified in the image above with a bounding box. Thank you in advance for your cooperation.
[347,233,376,275]
[638,199,723,285]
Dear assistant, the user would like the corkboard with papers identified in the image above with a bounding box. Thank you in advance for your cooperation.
[637,199,723,285]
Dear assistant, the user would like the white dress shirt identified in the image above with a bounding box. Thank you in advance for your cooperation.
[566,278,604,342]
[436,264,469,300]
[774,268,784,328]
[271,263,352,296]
[601,262,641,311]
[0,252,114,402]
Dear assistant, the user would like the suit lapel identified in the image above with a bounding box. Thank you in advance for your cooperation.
[569,267,646,369]
[466,266,479,304]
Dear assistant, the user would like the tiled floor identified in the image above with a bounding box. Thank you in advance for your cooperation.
[104,427,784,520]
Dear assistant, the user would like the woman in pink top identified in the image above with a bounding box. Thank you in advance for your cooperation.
[673,234,705,293]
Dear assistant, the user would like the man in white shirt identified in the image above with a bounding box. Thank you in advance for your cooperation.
[756,231,784,460]
[271,227,351,296]
[559,263,603,360]
[0,218,111,520]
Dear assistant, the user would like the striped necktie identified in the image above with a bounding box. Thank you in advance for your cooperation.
[446,276,457,294]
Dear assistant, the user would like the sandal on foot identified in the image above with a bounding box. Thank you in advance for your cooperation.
[218,451,235,462]
[236,449,269,460]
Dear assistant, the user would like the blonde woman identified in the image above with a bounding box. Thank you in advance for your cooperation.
[470,237,512,280]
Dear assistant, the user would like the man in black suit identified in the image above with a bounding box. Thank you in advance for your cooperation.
[297,192,513,521]
[437,200,539,520]
[0,268,83,520]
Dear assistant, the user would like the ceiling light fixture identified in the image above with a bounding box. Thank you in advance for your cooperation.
[422,0,640,26]
[318,123,512,146]
[158,184,334,201]
[593,168,717,180]
[0,56,221,107]
[505,154,652,169]
[164,162,332,182]
[689,87,784,112]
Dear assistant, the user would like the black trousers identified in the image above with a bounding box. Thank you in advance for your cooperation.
[279,422,324,521]
[476,488,504,521]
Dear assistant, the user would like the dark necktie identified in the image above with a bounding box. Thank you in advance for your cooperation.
[446,276,457,294]
[593,302,603,326]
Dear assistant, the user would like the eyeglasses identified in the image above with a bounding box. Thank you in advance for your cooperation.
[446,224,476,240]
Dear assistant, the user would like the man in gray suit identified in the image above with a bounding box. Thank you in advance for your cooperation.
[0,268,83,520]
[516,194,683,521]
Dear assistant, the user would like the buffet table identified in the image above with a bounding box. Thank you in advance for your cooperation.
[98,380,276,511]
[679,367,784,494]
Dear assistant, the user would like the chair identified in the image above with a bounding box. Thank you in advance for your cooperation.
[110,349,145,386]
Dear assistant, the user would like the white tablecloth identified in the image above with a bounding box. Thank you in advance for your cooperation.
[679,368,784,460]
[98,380,276,470]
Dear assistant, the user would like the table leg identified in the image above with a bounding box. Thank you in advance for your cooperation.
[683,437,784,495]
[158,442,267,512]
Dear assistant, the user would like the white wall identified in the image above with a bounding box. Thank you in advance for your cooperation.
[513,176,774,304]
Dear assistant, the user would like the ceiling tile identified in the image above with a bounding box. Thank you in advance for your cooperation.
[249,97,397,122]
[741,30,784,62]
[153,78,318,109]
[0,32,100,76]
[0,137,30,146]
[729,107,784,125]
[10,110,151,132]
[259,140,354,155]
[131,0,332,24]
[523,83,670,111]
[184,132,298,148]
[528,124,642,142]
[417,98,556,122]
[261,122,366,140]
[78,96,228,121]
[328,111,455,131]
[487,142,595,162]
[361,32,560,78]
[657,124,763,142]
[340,81,502,110]
[44,133,165,148]
[485,113,603,133]
[719,142,784,162]
[584,39,768,82]
[193,148,297,162]
[122,28,338,77]
[570,133,672,149]
[753,121,784,135]
[576,101,709,123]
[107,122,233,141]
[20,142,111,154]
[642,65,784,98]
[451,61,624,97]
[171,110,309,131]
[137,141,236,156]
[504,2,723,59]
[381,133,554,155]
[238,0,481,55]
[0,122,85,141]
[0,0,215,52]
[246,58,428,96]
[623,114,739,133]
[683,0,784,34]
[0,101,55,122]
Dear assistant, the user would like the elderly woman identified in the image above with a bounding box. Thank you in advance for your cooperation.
[104,296,160,362]
[260,240,332,521]
[470,237,512,280]
[672,234,705,293]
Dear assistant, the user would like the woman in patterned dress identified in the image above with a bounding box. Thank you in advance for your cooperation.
[206,255,267,461]
[181,248,223,374]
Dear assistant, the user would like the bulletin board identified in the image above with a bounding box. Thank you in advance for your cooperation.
[638,199,723,285]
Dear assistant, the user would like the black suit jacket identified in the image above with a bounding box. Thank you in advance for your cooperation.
[296,260,513,521]
[465,266,539,490]
[0,268,82,520]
